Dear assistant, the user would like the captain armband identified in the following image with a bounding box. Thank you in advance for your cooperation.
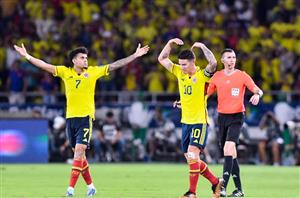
[204,68,215,77]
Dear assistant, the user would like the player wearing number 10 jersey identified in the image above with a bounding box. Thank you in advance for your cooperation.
[158,38,223,198]
[14,43,149,197]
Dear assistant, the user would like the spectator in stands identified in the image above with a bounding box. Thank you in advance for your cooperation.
[1,0,300,100]
[128,101,152,160]
[39,72,58,104]
[281,122,295,166]
[144,66,165,93]
[6,60,27,105]
[94,111,123,162]
[147,108,180,161]
[49,116,72,162]
[258,111,283,165]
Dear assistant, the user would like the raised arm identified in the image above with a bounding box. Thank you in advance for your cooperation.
[191,42,217,74]
[108,43,149,71]
[158,38,184,71]
[14,43,56,74]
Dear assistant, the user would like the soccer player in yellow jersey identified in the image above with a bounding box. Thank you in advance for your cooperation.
[158,38,223,198]
[14,43,149,197]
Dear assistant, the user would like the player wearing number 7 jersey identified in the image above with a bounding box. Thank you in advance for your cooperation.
[158,38,223,198]
[14,43,149,197]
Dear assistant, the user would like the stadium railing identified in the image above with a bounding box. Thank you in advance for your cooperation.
[0,90,299,105]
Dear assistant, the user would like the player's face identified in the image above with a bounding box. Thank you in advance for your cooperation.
[221,52,236,70]
[178,59,195,74]
[73,53,88,69]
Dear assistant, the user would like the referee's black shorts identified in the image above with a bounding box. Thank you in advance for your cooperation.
[217,112,245,149]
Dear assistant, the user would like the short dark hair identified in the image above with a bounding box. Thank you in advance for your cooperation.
[106,111,114,118]
[68,47,88,65]
[178,49,195,60]
[221,48,235,56]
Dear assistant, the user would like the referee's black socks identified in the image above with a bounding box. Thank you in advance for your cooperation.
[232,158,242,191]
[223,156,233,189]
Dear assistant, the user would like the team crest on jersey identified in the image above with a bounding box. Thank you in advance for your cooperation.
[83,73,89,78]
[192,77,197,83]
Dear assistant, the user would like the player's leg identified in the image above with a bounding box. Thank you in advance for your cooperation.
[189,124,223,198]
[77,116,97,196]
[65,119,77,197]
[182,124,223,198]
[181,124,197,198]
[66,143,86,197]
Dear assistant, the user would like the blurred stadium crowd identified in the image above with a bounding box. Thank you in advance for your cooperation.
[47,103,300,166]
[1,0,300,166]
[1,0,300,104]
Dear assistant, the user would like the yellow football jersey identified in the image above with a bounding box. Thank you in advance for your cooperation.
[171,64,210,124]
[54,65,109,119]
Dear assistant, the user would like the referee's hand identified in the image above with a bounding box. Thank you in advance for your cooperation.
[249,94,260,105]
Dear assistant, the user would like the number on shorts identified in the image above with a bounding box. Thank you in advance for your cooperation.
[192,128,201,138]
[83,128,89,138]
[192,125,207,145]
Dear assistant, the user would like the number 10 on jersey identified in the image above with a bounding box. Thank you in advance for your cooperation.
[184,85,192,95]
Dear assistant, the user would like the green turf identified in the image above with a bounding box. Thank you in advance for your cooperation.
[1,163,299,198]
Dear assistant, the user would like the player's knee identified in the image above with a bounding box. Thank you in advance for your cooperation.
[223,144,235,156]
[185,152,199,162]
[74,145,86,159]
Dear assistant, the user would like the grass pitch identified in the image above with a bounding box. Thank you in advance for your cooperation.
[1,163,299,198]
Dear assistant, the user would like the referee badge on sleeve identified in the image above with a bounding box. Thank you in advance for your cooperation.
[231,88,240,96]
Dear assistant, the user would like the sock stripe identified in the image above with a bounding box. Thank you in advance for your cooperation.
[200,164,207,174]
[72,166,82,171]
[188,160,198,164]
[82,164,89,171]
[189,169,200,173]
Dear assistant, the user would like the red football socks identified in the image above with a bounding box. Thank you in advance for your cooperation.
[199,160,218,185]
[189,160,200,193]
[69,159,83,188]
[81,159,93,185]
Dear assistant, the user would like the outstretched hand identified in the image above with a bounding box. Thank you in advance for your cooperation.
[168,38,184,46]
[134,43,150,57]
[14,43,28,57]
[191,42,205,50]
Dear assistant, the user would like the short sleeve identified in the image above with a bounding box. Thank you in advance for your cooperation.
[53,66,68,78]
[94,64,109,79]
[207,76,217,96]
[170,64,181,78]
